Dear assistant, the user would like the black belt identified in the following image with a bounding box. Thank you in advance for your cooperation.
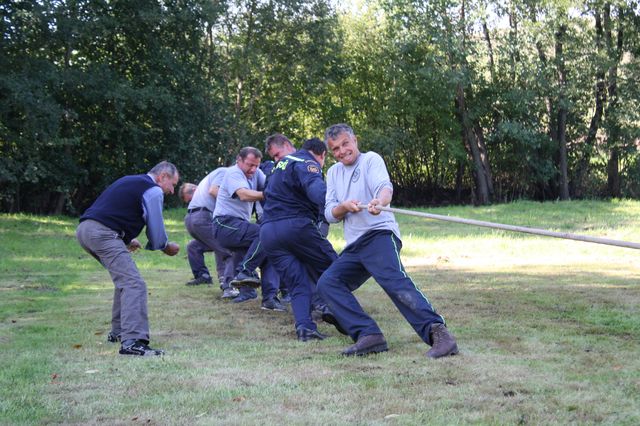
[188,207,211,214]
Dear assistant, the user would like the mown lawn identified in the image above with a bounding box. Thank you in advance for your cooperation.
[1,200,639,424]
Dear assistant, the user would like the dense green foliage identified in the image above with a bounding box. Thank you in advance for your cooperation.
[1,0,640,213]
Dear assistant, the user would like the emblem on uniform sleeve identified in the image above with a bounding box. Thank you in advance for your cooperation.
[307,164,320,174]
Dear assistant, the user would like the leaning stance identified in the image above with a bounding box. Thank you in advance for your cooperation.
[317,124,458,358]
[76,161,180,356]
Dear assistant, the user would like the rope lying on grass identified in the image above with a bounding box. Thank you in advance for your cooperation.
[356,204,640,250]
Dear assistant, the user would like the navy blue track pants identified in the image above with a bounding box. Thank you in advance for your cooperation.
[317,230,444,344]
[213,215,278,300]
[260,218,337,330]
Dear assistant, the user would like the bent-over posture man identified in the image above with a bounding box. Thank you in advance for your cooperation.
[317,124,458,358]
[182,169,241,298]
[76,161,180,356]
[179,183,214,286]
[261,138,341,341]
[212,147,283,311]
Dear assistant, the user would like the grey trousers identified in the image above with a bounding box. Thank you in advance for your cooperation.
[76,220,150,342]
[184,210,240,288]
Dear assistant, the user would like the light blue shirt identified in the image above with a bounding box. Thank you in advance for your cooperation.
[188,167,228,212]
[325,151,400,246]
[213,164,266,221]
[142,174,169,250]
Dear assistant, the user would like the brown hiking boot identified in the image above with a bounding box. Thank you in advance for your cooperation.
[426,323,459,359]
[341,333,388,356]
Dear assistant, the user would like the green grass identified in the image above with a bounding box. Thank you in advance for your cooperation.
[1,200,639,424]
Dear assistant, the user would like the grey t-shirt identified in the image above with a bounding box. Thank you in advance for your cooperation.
[325,151,400,246]
[188,167,228,212]
[213,164,266,221]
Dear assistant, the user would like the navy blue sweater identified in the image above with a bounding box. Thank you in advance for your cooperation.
[80,174,158,244]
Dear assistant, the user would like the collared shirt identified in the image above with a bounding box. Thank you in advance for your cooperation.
[262,149,326,223]
[188,167,228,212]
[213,164,266,221]
[325,151,400,246]
[142,173,169,250]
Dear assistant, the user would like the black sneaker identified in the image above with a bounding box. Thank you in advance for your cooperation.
[231,291,258,303]
[296,326,327,342]
[261,297,287,312]
[186,274,213,286]
[107,331,120,343]
[230,271,261,288]
[119,340,164,356]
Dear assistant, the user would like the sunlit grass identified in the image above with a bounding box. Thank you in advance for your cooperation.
[1,200,639,424]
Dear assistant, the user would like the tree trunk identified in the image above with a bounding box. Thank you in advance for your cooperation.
[455,159,464,203]
[555,24,570,200]
[604,3,623,198]
[573,9,606,197]
[607,149,620,197]
[456,83,490,205]
[474,123,494,197]
[508,1,519,83]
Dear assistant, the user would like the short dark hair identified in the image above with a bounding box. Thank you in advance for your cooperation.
[324,124,355,143]
[301,137,327,156]
[264,133,293,153]
[149,161,178,178]
[178,183,196,199]
[238,146,263,160]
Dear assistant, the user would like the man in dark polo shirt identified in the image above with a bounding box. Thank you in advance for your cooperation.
[76,161,180,356]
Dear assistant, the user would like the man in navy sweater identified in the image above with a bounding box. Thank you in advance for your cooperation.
[76,161,180,356]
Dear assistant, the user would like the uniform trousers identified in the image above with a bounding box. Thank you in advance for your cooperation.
[317,230,444,344]
[185,210,238,288]
[260,218,337,330]
[76,219,150,343]
[213,215,278,301]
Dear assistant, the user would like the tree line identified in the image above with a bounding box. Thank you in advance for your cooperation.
[1,0,639,214]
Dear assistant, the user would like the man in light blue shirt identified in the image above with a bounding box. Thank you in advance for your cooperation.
[318,124,458,359]
[182,167,242,298]
[77,161,180,356]
[212,147,283,311]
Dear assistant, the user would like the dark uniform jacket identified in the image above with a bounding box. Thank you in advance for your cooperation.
[262,150,326,224]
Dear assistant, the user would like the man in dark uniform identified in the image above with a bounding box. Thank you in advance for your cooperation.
[76,161,180,356]
[260,138,342,341]
[261,133,297,303]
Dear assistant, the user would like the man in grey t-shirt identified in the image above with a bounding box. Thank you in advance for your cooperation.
[212,147,283,311]
[317,124,458,359]
[181,167,241,298]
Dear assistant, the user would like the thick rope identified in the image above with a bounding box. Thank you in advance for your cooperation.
[356,204,640,250]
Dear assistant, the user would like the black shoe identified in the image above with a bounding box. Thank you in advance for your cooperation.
[426,323,459,359]
[261,297,287,312]
[232,291,257,303]
[320,309,348,336]
[119,340,164,356]
[107,331,120,343]
[341,334,388,357]
[296,326,327,342]
[186,274,212,286]
[230,271,261,288]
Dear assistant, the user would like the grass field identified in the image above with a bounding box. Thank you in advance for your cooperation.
[1,200,639,424]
